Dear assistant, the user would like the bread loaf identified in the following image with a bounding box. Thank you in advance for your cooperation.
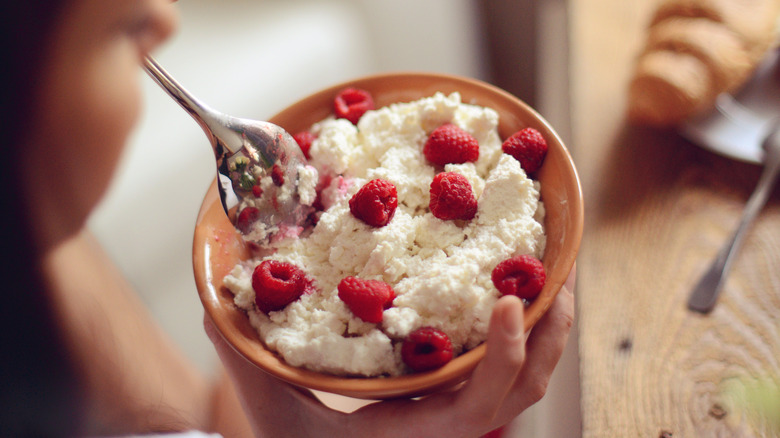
[628,0,780,126]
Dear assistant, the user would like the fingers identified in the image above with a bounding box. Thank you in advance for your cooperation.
[203,316,343,437]
[204,315,313,404]
[203,315,266,407]
[493,272,575,422]
[455,295,527,422]
[351,267,577,437]
[346,296,529,438]
[524,282,574,394]
[204,315,249,378]
[564,263,576,293]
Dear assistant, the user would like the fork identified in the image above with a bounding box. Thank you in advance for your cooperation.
[687,120,780,313]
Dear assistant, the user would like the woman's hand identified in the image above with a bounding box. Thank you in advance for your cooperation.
[206,267,575,438]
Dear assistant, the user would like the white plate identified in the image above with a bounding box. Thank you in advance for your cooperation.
[681,49,780,165]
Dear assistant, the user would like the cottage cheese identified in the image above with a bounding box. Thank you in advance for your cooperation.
[223,92,546,376]
[234,162,319,245]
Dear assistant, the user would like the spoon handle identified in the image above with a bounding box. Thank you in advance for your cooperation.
[687,126,780,313]
[143,56,240,154]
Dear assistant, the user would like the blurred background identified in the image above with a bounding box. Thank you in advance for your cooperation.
[87,0,577,436]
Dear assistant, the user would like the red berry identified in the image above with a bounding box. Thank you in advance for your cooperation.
[334,87,374,124]
[491,255,546,300]
[252,260,308,312]
[501,127,548,174]
[349,179,398,227]
[252,185,263,198]
[429,172,477,221]
[423,123,479,166]
[481,427,505,438]
[271,163,284,186]
[337,276,395,323]
[401,327,453,372]
[293,131,315,159]
[236,207,260,234]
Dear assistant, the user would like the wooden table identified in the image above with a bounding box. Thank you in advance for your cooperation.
[569,0,780,436]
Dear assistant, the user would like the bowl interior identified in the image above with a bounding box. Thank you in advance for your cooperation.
[193,72,583,399]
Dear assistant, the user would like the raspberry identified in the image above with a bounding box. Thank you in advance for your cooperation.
[236,206,259,234]
[423,123,479,166]
[429,172,477,221]
[252,260,308,312]
[401,327,453,372]
[252,185,263,198]
[271,164,284,186]
[491,255,546,300]
[481,427,505,438]
[334,87,374,124]
[293,131,315,159]
[501,127,548,174]
[349,179,398,227]
[337,276,395,323]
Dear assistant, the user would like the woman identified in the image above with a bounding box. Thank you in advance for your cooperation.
[0,0,575,436]
[1,1,224,436]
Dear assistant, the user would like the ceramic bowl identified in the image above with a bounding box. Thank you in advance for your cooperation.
[192,72,583,400]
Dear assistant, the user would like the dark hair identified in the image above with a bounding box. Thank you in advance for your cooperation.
[0,1,87,436]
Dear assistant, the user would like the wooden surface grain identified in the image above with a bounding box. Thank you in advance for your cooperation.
[570,0,780,436]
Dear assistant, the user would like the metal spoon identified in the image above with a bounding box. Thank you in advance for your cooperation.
[143,56,312,245]
[687,120,780,313]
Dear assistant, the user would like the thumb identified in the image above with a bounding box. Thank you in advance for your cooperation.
[456,295,526,424]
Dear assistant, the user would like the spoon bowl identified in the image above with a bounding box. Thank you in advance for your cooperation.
[143,56,312,245]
